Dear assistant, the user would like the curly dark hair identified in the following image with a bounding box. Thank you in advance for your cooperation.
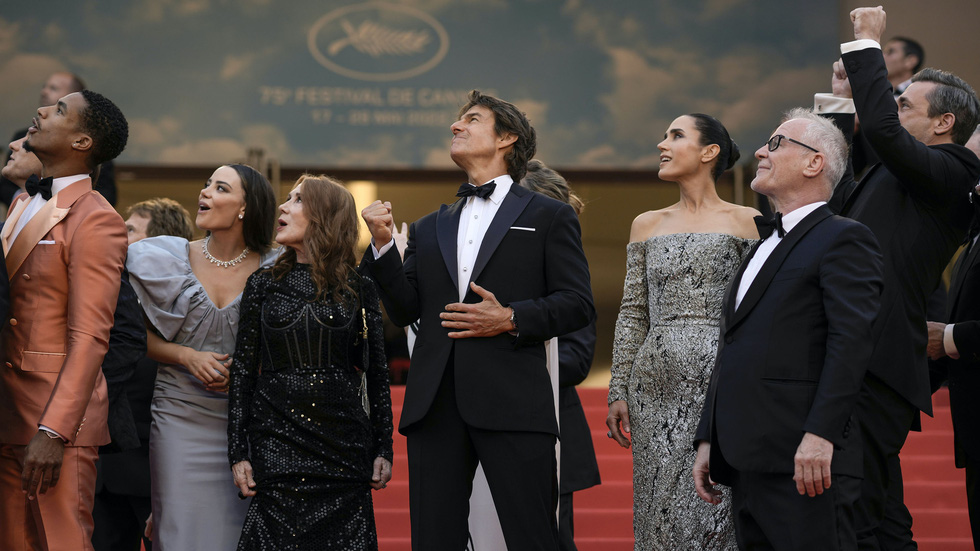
[270,175,359,304]
[78,90,128,169]
[458,90,536,182]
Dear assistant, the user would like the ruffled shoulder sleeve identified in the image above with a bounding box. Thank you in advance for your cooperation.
[258,246,282,270]
[126,236,197,341]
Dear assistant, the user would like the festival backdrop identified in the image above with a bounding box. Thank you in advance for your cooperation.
[1,1,837,168]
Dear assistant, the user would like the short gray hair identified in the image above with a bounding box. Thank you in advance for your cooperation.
[782,107,848,189]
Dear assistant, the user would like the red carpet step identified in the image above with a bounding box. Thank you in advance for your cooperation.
[374,387,972,550]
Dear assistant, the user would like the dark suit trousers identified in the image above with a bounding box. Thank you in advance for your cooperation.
[558,492,576,551]
[854,374,918,551]
[966,458,980,548]
[92,488,151,551]
[732,470,860,551]
[406,361,559,551]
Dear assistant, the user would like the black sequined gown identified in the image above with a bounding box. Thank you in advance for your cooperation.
[228,266,393,550]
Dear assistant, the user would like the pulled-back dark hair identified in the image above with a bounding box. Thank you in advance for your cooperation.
[688,113,740,181]
[912,68,980,145]
[226,164,276,253]
[78,90,128,170]
[458,90,536,182]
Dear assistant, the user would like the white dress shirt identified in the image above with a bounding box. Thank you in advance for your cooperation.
[373,175,513,300]
[10,173,88,245]
[735,202,826,310]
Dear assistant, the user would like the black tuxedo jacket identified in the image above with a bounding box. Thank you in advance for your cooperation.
[830,47,980,414]
[557,321,601,494]
[363,184,594,436]
[696,206,883,484]
[932,226,980,465]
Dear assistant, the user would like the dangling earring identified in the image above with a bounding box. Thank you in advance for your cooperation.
[238,213,244,220]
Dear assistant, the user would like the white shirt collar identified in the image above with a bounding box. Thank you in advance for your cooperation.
[474,175,512,205]
[50,173,90,196]
[777,201,826,236]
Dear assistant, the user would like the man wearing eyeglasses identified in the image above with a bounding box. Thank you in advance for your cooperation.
[693,109,883,550]
[815,8,980,550]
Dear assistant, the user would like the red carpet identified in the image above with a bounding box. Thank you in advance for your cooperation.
[374,386,972,550]
[902,388,972,550]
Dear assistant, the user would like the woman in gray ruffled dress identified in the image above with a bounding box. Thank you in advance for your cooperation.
[606,114,759,550]
[127,164,277,550]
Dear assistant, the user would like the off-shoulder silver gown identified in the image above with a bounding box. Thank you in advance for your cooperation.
[127,236,279,551]
[609,233,754,551]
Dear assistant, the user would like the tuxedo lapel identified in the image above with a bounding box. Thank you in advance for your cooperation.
[1,195,30,254]
[722,240,762,331]
[470,186,533,284]
[6,179,91,276]
[728,206,833,330]
[436,200,464,292]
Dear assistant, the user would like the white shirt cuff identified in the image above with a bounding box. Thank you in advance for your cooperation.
[371,239,394,259]
[841,39,881,55]
[39,425,67,442]
[814,93,856,114]
[944,323,960,359]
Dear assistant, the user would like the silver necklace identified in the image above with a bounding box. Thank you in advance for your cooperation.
[202,235,249,268]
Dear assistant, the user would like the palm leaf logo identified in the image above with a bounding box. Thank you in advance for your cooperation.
[328,19,431,57]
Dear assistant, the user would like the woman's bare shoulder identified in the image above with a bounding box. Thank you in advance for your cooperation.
[629,208,673,243]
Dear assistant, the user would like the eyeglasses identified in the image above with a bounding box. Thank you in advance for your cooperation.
[767,134,819,153]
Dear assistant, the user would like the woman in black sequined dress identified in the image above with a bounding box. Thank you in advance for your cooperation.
[228,174,394,550]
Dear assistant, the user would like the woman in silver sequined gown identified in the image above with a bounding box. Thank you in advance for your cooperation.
[607,115,760,550]
[228,175,393,550]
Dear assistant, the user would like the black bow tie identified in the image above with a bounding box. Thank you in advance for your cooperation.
[754,213,785,239]
[456,181,496,200]
[26,174,53,201]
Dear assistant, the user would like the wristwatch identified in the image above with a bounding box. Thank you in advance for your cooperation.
[509,308,518,332]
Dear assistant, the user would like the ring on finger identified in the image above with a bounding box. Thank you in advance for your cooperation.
[606,431,612,438]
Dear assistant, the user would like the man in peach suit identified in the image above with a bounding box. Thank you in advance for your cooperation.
[0,89,129,551]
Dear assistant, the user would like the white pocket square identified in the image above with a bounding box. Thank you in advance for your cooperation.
[509,226,535,232]
[38,240,57,245]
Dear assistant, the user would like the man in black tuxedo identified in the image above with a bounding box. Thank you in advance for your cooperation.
[361,90,594,550]
[820,8,980,549]
[694,109,884,550]
[926,126,980,544]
